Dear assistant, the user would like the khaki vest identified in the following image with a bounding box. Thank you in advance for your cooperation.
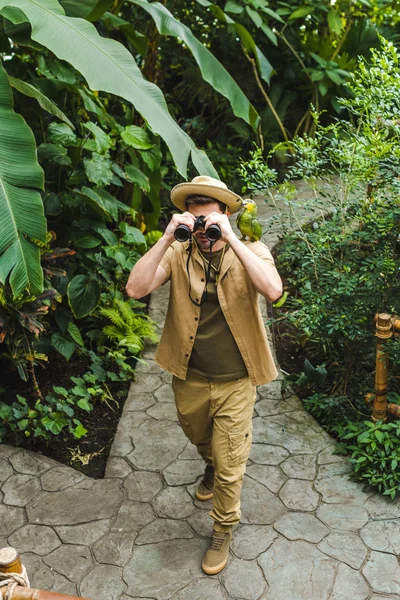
[155,239,278,386]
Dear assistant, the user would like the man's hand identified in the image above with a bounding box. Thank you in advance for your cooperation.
[164,212,196,242]
[203,212,235,243]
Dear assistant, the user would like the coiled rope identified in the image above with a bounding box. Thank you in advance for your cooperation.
[0,565,30,600]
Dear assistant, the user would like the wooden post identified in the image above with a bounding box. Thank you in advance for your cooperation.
[0,547,91,600]
[372,313,392,422]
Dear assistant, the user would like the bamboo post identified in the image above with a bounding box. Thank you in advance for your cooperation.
[0,547,91,600]
[372,313,392,422]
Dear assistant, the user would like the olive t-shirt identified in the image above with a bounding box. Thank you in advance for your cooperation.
[188,246,248,381]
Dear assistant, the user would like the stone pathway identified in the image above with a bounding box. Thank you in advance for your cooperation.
[1,188,400,599]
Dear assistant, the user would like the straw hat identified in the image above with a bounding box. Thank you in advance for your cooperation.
[170,175,243,214]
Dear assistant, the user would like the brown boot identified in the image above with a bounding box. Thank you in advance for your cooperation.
[195,465,214,501]
[202,528,232,575]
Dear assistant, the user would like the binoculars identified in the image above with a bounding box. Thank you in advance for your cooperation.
[174,215,222,243]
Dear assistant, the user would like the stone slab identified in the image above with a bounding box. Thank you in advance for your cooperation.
[112,500,155,534]
[317,531,368,569]
[40,466,85,492]
[8,524,61,556]
[27,479,124,525]
[124,538,207,600]
[171,578,226,600]
[246,463,287,493]
[80,564,125,600]
[362,550,400,594]
[0,504,26,536]
[274,513,329,543]
[258,538,338,600]
[135,518,194,545]
[279,479,319,511]
[280,454,317,480]
[9,450,55,475]
[316,503,369,531]
[43,544,92,582]
[249,444,289,466]
[127,419,187,471]
[93,531,135,566]
[231,525,277,559]
[153,486,195,519]
[360,519,400,554]
[222,557,266,599]
[163,459,204,486]
[124,471,163,502]
[55,520,112,545]
[2,473,41,507]
[241,476,286,525]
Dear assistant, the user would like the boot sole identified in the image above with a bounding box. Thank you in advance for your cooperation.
[195,489,214,501]
[202,554,229,575]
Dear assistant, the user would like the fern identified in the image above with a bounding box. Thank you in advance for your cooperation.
[99,307,125,329]
[99,297,158,357]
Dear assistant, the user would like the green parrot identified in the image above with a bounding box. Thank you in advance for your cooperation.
[236,199,263,242]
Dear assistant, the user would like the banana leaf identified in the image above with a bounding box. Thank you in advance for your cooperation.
[0,61,46,296]
[128,0,260,130]
[0,0,218,178]
[8,75,74,128]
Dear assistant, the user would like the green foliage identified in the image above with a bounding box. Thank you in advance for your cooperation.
[241,38,400,496]
[0,392,87,442]
[336,419,400,498]
[97,295,158,357]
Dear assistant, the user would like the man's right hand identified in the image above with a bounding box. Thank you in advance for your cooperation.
[164,212,196,242]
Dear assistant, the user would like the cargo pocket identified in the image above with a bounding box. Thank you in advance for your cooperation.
[228,426,252,466]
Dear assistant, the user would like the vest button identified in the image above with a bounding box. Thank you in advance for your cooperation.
[190,336,193,340]
[185,354,189,358]
[195,317,198,321]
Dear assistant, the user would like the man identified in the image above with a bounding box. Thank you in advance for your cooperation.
[126,175,282,575]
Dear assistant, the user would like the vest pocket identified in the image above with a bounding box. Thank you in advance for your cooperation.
[228,426,252,466]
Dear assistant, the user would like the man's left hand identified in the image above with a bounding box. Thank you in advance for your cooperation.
[203,212,235,243]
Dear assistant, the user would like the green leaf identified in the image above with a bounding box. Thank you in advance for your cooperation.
[260,22,277,46]
[327,10,342,35]
[246,5,262,27]
[224,0,243,13]
[303,358,315,381]
[326,70,344,85]
[121,125,153,150]
[0,0,217,177]
[44,192,62,216]
[68,274,101,319]
[140,146,162,171]
[375,430,384,443]
[67,321,84,347]
[84,153,113,186]
[290,6,312,19]
[8,76,74,128]
[70,231,101,248]
[48,121,77,146]
[51,332,75,361]
[37,143,71,165]
[83,122,112,154]
[119,222,147,247]
[77,398,92,411]
[128,0,259,131]
[78,186,129,221]
[0,61,45,296]
[124,164,150,192]
[73,421,88,438]
[318,81,328,96]
[59,0,100,17]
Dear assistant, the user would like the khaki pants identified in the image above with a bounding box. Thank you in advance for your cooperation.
[172,372,256,530]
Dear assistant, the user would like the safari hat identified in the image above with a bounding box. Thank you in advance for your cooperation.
[171,175,243,214]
